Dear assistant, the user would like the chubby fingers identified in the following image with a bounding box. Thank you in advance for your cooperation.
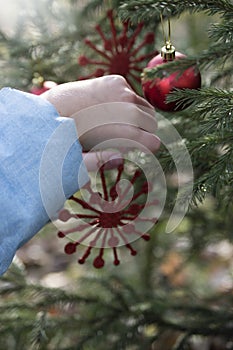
[41,75,155,118]
[71,101,157,139]
[79,124,160,153]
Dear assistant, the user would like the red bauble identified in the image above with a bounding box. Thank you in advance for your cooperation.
[30,81,57,95]
[142,50,201,112]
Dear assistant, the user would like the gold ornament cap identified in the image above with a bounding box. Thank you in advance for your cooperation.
[161,41,176,61]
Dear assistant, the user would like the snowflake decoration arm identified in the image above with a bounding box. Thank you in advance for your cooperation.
[78,9,158,90]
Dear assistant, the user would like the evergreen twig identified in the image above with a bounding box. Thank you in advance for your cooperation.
[119,0,233,22]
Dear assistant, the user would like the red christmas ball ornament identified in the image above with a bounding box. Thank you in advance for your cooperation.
[30,79,57,95]
[142,41,201,112]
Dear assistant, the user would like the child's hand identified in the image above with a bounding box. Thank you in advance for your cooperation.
[42,75,160,152]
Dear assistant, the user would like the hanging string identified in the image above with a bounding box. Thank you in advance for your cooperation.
[160,14,166,45]
[160,14,172,46]
[168,17,171,43]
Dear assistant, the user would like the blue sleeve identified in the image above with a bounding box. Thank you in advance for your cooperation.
[0,88,89,275]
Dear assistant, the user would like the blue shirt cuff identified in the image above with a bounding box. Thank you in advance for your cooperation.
[0,87,89,274]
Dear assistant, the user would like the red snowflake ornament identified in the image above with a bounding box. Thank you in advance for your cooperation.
[78,9,158,88]
[57,161,158,268]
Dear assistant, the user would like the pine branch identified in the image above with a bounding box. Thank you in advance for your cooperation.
[158,88,233,205]
[119,0,233,23]
[159,137,233,207]
[192,149,233,203]
[167,87,233,112]
[30,312,48,350]
[209,20,233,43]
[1,269,233,348]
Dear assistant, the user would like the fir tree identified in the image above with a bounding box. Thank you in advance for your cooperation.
[0,0,233,349]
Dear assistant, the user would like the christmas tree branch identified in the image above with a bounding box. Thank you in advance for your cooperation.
[166,87,233,112]
[209,20,233,42]
[157,87,233,205]
[119,0,233,23]
[1,269,233,348]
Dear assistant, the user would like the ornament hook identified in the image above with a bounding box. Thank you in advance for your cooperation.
[160,14,175,61]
